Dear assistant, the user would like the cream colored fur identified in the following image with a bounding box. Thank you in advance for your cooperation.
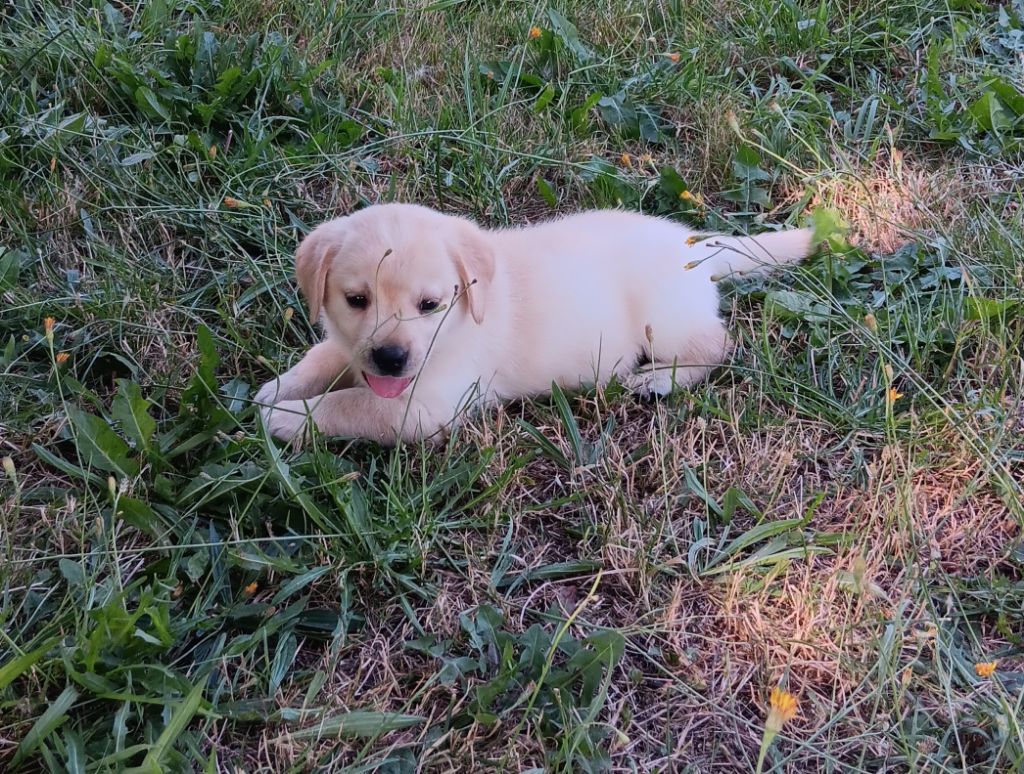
[255,203,815,444]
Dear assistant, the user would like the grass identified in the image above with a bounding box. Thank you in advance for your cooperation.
[1,0,1023,769]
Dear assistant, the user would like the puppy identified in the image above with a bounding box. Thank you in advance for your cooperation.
[255,204,815,444]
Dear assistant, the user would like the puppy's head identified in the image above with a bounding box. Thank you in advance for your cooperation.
[295,203,493,399]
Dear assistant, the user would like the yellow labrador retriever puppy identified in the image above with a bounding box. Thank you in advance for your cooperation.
[256,204,814,444]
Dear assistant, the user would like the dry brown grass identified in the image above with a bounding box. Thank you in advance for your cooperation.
[809,153,1024,256]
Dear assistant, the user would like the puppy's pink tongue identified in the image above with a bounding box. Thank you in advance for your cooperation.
[363,373,413,399]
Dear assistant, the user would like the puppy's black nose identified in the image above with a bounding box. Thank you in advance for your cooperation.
[370,345,409,376]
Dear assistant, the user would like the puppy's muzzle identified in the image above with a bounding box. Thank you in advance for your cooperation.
[370,344,409,376]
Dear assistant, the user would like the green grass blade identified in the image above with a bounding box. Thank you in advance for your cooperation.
[286,711,425,740]
[550,382,586,465]
[12,685,79,766]
[0,641,52,691]
[129,681,205,774]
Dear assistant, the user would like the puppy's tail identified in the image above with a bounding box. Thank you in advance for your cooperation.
[699,227,815,280]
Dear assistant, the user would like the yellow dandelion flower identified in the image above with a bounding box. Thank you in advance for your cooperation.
[667,52,681,63]
[887,387,903,403]
[756,687,799,774]
[679,189,694,201]
[223,196,239,209]
[529,26,542,39]
[686,235,700,246]
[43,317,55,342]
[975,661,997,678]
[55,352,70,364]
[243,581,258,596]
[620,153,633,168]
[768,687,799,730]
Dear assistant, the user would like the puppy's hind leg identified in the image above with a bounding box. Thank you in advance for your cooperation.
[623,323,731,398]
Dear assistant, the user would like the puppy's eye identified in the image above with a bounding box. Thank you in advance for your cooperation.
[418,298,440,313]
[346,294,368,310]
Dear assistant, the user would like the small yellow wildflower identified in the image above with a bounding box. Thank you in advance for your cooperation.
[55,352,70,364]
[283,306,294,323]
[243,581,258,596]
[686,236,700,246]
[756,688,799,774]
[975,661,997,678]
[667,52,681,63]
[768,687,799,729]
[620,153,633,168]
[49,156,57,172]
[529,26,542,39]
[209,144,218,159]
[44,317,55,343]
[887,387,903,403]
[864,313,878,333]
[223,196,239,209]
[679,189,694,201]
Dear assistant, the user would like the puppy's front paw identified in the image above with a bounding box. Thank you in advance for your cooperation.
[254,377,287,408]
[261,400,313,447]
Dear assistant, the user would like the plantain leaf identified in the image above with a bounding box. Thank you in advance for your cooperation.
[546,9,593,62]
[112,379,155,453]
[65,406,139,477]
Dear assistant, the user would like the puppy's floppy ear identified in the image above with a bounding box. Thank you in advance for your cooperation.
[451,221,494,325]
[295,221,345,323]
